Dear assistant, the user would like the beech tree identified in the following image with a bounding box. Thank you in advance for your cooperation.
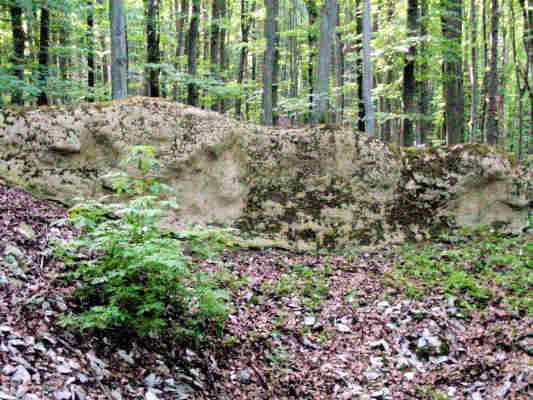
[9,1,25,105]
[263,0,279,125]
[441,0,464,145]
[110,0,127,100]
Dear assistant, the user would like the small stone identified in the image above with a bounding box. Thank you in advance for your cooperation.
[53,388,71,400]
[117,350,135,365]
[0,392,15,400]
[471,392,483,400]
[364,369,381,381]
[57,364,72,374]
[145,389,160,400]
[110,390,122,400]
[11,366,31,385]
[70,385,86,400]
[23,395,40,400]
[144,373,161,387]
[336,323,351,333]
[304,316,316,326]
[16,224,36,241]
[238,370,252,384]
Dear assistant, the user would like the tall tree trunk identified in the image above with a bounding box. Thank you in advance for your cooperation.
[59,21,70,103]
[87,0,96,101]
[262,0,279,125]
[210,0,222,94]
[441,0,464,145]
[313,0,337,124]
[480,0,489,136]
[110,0,127,100]
[485,0,499,145]
[9,2,25,105]
[173,0,189,100]
[382,0,394,142]
[403,0,418,146]
[469,0,479,142]
[356,0,365,132]
[518,0,533,154]
[305,0,319,121]
[236,0,252,119]
[146,0,160,97]
[362,0,374,135]
[418,0,431,144]
[334,2,344,124]
[218,0,228,111]
[187,0,200,106]
[37,2,50,106]
[511,0,524,159]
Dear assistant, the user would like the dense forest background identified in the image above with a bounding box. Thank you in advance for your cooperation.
[0,0,531,158]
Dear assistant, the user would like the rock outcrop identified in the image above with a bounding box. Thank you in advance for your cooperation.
[1,97,530,248]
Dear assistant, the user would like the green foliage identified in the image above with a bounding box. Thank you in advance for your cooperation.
[54,146,233,343]
[392,226,532,315]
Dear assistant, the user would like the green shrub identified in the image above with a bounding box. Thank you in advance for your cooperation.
[54,146,232,342]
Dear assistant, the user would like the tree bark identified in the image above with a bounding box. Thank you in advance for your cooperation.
[441,0,464,145]
[262,0,279,125]
[305,0,319,121]
[87,0,96,101]
[37,2,50,106]
[485,0,499,145]
[110,0,128,100]
[403,0,418,146]
[9,2,25,105]
[146,0,160,97]
[469,0,479,142]
[362,0,374,135]
[418,0,431,144]
[356,0,365,132]
[334,2,344,124]
[312,0,337,124]
[236,0,252,119]
[187,0,200,106]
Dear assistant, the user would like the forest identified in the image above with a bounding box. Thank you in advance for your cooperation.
[0,0,532,399]
[0,0,532,155]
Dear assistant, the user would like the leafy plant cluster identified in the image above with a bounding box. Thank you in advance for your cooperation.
[391,226,532,315]
[54,146,233,343]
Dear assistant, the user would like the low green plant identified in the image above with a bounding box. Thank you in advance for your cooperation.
[54,146,232,343]
[392,226,532,314]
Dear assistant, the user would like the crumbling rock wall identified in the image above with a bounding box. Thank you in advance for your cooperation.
[1,97,529,248]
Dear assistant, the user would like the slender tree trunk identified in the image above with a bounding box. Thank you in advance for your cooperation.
[335,2,344,124]
[9,3,25,105]
[289,1,299,123]
[173,0,189,100]
[356,0,365,132]
[146,0,160,97]
[305,0,319,121]
[403,0,418,146]
[480,0,489,136]
[485,0,499,145]
[219,0,228,111]
[511,0,524,159]
[110,0,128,100]
[236,0,252,119]
[441,0,464,145]
[382,0,394,142]
[262,0,279,125]
[469,0,479,142]
[313,0,337,124]
[37,2,50,106]
[187,0,200,106]
[362,0,374,135]
[59,21,70,103]
[518,0,533,154]
[87,0,96,101]
[418,0,431,144]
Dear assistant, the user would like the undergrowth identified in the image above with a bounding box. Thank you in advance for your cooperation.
[391,226,532,315]
[54,146,233,345]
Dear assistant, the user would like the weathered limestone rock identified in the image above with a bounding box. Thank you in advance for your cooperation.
[0,97,530,248]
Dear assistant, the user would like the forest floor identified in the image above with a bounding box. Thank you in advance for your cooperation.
[0,183,531,400]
